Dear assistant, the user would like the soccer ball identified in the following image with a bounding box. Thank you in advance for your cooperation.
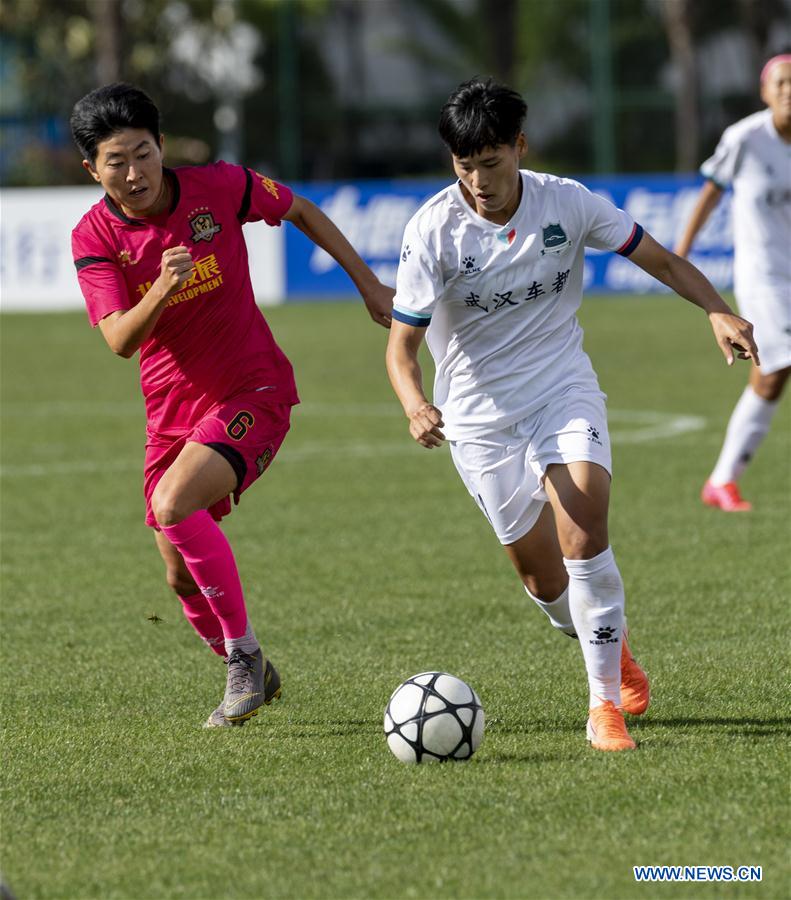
[384,671,484,763]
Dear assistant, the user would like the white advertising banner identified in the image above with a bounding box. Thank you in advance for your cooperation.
[0,186,285,312]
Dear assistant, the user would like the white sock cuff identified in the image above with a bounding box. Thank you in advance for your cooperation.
[523,584,568,607]
[563,545,615,577]
[709,386,780,485]
[525,585,577,637]
[744,385,780,415]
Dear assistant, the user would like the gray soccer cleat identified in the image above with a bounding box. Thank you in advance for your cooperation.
[222,649,282,724]
[203,700,244,729]
[203,653,282,728]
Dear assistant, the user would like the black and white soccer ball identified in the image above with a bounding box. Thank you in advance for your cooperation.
[384,672,484,763]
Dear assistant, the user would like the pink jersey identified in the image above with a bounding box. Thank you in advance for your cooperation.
[72,162,299,437]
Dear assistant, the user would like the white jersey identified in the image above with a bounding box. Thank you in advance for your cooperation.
[701,109,791,300]
[393,169,641,439]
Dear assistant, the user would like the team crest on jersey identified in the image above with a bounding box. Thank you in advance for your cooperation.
[116,249,138,267]
[256,448,273,476]
[540,222,572,255]
[189,208,222,243]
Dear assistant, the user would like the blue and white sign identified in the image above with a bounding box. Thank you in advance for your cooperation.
[285,180,436,296]
[581,174,733,293]
[285,174,734,297]
[0,174,736,311]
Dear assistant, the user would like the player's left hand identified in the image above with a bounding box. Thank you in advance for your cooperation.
[708,312,760,367]
[362,282,394,328]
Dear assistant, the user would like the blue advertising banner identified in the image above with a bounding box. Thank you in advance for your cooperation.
[285,174,734,298]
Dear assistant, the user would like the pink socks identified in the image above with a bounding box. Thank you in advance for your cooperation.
[178,592,226,657]
[161,510,251,644]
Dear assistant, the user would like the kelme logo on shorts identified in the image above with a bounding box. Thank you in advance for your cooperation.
[540,222,572,255]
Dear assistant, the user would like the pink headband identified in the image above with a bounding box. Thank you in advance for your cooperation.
[760,54,791,83]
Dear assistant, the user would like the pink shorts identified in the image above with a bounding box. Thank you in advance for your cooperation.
[144,392,293,528]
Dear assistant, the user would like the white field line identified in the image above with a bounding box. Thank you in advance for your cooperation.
[0,408,706,478]
[607,410,706,444]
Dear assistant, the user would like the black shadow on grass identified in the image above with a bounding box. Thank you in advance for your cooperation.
[640,715,791,737]
[483,750,580,764]
[489,720,580,735]
[282,720,381,738]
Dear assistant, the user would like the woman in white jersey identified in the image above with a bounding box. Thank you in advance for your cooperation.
[386,79,758,752]
[676,55,791,512]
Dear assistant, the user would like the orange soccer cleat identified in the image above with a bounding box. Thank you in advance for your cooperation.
[701,480,752,512]
[620,631,650,716]
[587,700,637,752]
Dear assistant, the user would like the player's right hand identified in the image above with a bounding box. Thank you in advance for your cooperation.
[158,245,194,293]
[409,402,445,448]
[709,311,760,367]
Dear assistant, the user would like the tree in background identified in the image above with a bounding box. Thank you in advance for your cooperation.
[1,0,214,184]
[0,0,336,184]
[660,0,699,172]
[397,0,790,174]
[660,0,790,172]
[1,0,789,185]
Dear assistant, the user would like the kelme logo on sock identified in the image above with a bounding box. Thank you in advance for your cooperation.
[590,625,619,645]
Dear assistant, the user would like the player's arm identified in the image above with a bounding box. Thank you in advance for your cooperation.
[98,246,194,357]
[385,320,445,448]
[628,230,759,367]
[282,194,393,328]
[674,180,724,257]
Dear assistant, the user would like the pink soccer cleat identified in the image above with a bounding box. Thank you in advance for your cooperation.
[701,480,752,512]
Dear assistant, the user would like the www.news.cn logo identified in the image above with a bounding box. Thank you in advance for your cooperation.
[633,865,762,883]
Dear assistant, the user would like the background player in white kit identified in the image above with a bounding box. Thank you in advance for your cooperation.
[676,55,791,512]
[386,79,759,751]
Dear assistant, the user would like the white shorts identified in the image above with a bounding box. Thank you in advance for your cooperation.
[449,391,611,545]
[737,292,791,375]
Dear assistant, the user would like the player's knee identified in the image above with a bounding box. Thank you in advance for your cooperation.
[151,485,187,528]
[523,573,568,603]
[561,528,608,561]
[752,370,788,402]
[165,567,198,598]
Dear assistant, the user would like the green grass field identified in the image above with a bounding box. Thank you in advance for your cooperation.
[1,295,789,899]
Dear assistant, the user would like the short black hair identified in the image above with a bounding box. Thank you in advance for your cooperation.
[438,78,527,158]
[70,83,160,163]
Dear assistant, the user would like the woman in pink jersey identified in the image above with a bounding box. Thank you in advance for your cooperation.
[70,83,393,728]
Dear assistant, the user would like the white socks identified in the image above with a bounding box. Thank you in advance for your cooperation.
[710,386,779,485]
[564,546,625,708]
[224,621,260,657]
[525,585,577,638]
